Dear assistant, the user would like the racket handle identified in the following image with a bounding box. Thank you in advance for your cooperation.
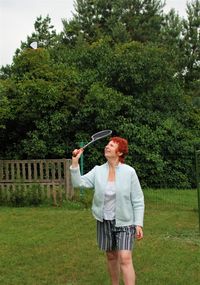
[72,149,83,157]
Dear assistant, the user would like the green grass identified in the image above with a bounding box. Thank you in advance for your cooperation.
[0,189,199,285]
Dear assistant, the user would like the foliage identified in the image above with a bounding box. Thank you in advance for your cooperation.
[160,9,184,71]
[62,0,165,44]
[0,79,14,129]
[159,0,200,113]
[0,184,44,207]
[17,15,59,53]
[0,48,80,158]
[180,0,200,112]
[160,0,200,105]
[0,3,200,188]
[66,40,200,188]
[182,0,200,86]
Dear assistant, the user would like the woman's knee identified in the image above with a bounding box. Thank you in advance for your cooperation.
[106,251,119,261]
[118,251,133,266]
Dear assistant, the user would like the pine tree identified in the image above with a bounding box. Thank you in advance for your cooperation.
[62,0,165,44]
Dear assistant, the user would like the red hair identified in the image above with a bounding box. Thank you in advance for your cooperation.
[110,136,128,163]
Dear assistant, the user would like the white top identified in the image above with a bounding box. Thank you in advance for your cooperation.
[103,181,116,220]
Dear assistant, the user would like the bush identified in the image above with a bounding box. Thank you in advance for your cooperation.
[0,184,44,207]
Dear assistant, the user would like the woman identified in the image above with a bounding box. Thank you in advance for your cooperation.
[70,136,144,285]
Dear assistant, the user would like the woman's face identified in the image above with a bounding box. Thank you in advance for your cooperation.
[104,140,120,160]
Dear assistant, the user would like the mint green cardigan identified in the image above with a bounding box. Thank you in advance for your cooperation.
[70,162,144,227]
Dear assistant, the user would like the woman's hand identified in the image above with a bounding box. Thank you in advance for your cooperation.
[71,148,84,168]
[135,226,143,240]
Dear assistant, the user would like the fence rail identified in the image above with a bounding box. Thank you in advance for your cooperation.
[0,159,73,205]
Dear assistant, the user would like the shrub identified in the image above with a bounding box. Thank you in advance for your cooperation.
[0,184,44,207]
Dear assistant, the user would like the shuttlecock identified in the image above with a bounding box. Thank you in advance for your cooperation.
[30,42,38,49]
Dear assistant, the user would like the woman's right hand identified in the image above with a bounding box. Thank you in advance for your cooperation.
[71,148,84,168]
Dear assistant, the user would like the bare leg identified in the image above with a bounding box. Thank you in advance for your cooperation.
[106,251,120,285]
[118,250,135,285]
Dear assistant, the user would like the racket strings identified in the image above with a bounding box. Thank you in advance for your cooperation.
[92,130,112,140]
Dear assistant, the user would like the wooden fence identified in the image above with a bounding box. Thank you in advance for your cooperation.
[0,159,74,205]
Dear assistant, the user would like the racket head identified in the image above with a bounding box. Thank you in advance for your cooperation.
[91,130,112,141]
[81,130,112,149]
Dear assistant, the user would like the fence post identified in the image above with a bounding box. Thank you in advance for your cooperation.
[64,158,67,199]
[64,159,74,199]
[195,150,200,233]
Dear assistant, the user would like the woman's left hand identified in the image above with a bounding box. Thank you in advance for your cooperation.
[135,226,143,240]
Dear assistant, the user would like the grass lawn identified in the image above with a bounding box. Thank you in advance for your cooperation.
[0,189,199,285]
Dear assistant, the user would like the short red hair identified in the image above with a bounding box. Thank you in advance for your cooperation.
[110,137,128,163]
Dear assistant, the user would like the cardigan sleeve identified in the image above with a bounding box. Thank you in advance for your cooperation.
[130,169,145,227]
[70,165,96,189]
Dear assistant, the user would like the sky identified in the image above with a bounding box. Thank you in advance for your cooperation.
[0,0,188,67]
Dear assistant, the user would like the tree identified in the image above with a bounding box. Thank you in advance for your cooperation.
[181,0,200,88]
[1,8,200,188]
[160,9,184,59]
[0,46,81,159]
[60,39,200,187]
[15,15,59,57]
[62,0,165,45]
[179,0,200,111]
[0,80,14,129]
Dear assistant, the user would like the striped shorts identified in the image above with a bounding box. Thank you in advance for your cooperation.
[97,219,135,251]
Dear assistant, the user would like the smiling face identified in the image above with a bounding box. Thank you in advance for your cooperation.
[104,140,122,161]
